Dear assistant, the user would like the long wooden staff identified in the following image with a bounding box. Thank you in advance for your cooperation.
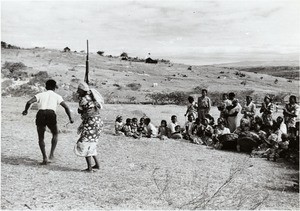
[84,40,89,85]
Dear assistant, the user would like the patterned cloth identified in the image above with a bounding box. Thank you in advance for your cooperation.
[227,104,241,132]
[260,102,275,127]
[241,101,256,120]
[186,102,198,119]
[197,96,211,121]
[75,94,103,157]
[284,103,300,128]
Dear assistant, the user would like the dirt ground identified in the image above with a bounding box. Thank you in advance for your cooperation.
[1,97,299,210]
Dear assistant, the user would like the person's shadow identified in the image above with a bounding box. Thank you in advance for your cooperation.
[1,154,79,172]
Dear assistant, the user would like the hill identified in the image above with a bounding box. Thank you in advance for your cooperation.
[1,48,299,104]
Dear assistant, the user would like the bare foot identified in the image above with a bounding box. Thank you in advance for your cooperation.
[92,165,100,170]
[39,160,50,165]
[81,168,95,173]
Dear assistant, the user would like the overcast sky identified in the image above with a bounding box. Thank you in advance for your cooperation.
[2,0,300,65]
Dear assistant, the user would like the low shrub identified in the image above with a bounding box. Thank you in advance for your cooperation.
[2,62,26,73]
[146,91,187,105]
[28,71,49,85]
[127,83,141,91]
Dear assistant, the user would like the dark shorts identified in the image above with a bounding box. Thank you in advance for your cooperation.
[36,110,57,132]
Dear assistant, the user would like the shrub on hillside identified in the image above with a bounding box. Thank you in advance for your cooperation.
[146,91,187,105]
[2,62,26,73]
[2,62,28,80]
[120,52,128,58]
[97,51,104,56]
[28,71,49,86]
[127,83,141,91]
[2,84,40,97]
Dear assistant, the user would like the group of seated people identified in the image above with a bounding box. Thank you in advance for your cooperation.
[114,93,299,162]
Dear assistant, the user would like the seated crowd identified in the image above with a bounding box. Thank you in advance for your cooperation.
[114,90,299,162]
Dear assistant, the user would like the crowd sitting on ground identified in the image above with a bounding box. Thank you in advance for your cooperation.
[114,89,299,162]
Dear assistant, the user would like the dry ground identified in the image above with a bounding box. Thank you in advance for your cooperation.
[1,97,299,210]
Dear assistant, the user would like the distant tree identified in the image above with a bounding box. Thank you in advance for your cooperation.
[120,52,128,58]
[1,41,7,48]
[97,51,104,56]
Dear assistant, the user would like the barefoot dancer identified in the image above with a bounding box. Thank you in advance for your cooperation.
[22,79,74,165]
[74,82,104,172]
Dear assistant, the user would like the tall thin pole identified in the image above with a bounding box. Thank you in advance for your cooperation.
[84,40,89,85]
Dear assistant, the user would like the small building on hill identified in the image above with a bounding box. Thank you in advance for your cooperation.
[64,47,71,52]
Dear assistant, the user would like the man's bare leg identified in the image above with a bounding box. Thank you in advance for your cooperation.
[37,126,48,164]
[49,125,58,160]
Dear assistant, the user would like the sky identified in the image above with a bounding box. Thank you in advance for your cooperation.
[1,0,300,65]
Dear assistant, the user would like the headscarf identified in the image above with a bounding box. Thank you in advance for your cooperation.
[78,82,90,92]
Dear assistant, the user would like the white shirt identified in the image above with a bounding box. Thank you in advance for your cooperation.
[35,90,64,112]
[146,123,158,137]
[168,122,179,134]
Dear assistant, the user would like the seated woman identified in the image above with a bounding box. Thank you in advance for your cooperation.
[115,115,125,135]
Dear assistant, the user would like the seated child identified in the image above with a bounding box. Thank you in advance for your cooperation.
[184,114,195,140]
[265,133,280,161]
[168,115,179,136]
[115,115,124,135]
[138,117,147,137]
[184,96,198,120]
[273,116,287,142]
[144,118,158,138]
[131,117,141,139]
[205,114,215,127]
[234,118,251,136]
[171,125,183,139]
[123,118,133,137]
[200,118,214,146]
[217,102,229,126]
[213,117,230,149]
[277,133,290,158]
[250,116,263,130]
[190,118,203,144]
[158,120,169,140]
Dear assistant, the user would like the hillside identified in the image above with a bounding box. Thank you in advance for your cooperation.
[1,48,299,104]
[215,61,299,80]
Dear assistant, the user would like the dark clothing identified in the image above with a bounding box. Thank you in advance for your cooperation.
[36,109,57,133]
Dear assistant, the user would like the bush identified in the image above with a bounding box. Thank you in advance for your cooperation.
[97,51,104,56]
[28,71,49,85]
[127,83,141,91]
[2,62,26,73]
[120,52,128,58]
[3,84,40,97]
[146,91,187,105]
